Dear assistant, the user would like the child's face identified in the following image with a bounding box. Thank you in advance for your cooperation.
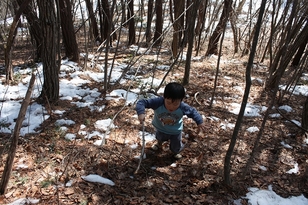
[164,98,181,112]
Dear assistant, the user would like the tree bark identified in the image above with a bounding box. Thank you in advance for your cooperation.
[38,0,60,104]
[266,20,308,90]
[183,0,201,85]
[17,0,42,61]
[153,0,163,46]
[171,0,185,58]
[59,0,80,63]
[98,0,104,41]
[229,0,246,55]
[267,0,299,77]
[127,0,136,45]
[85,0,101,42]
[101,0,116,44]
[205,0,232,56]
[195,0,207,55]
[5,0,32,83]
[224,0,266,185]
[230,0,248,54]
[302,95,308,133]
[145,0,154,44]
[291,34,308,66]
[4,21,17,83]
[181,0,192,47]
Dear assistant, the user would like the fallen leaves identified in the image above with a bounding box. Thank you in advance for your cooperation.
[64,188,75,196]
[1,49,307,205]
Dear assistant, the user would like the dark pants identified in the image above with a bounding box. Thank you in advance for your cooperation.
[155,130,184,154]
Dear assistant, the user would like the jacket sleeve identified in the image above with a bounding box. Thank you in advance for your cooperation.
[135,96,164,115]
[181,102,203,125]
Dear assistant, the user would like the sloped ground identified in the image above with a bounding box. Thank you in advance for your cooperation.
[0,42,308,205]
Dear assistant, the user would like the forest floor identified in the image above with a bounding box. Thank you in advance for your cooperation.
[0,39,308,205]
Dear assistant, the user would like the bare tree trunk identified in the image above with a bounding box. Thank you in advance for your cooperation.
[242,0,305,182]
[229,0,246,54]
[0,31,3,42]
[206,0,232,56]
[266,0,282,66]
[85,0,101,43]
[195,0,207,55]
[145,0,154,44]
[98,0,104,41]
[181,0,191,47]
[171,0,185,58]
[121,0,127,26]
[224,0,266,185]
[4,22,16,83]
[153,0,163,46]
[38,0,60,104]
[17,0,42,62]
[266,20,308,90]
[0,73,36,195]
[302,95,308,133]
[59,0,80,63]
[5,0,32,84]
[101,0,116,44]
[267,0,297,76]
[127,0,136,45]
[101,0,113,93]
[209,7,229,108]
[291,34,308,66]
[183,0,201,85]
[78,0,88,70]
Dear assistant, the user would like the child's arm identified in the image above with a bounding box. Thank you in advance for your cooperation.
[135,97,164,122]
[197,122,208,133]
[181,102,208,133]
[138,114,145,122]
[181,102,203,124]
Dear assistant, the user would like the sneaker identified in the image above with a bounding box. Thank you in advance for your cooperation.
[151,141,162,151]
[174,153,182,159]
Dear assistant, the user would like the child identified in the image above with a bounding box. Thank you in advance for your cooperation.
[135,82,207,159]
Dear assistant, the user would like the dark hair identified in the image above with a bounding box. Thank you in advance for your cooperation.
[163,82,185,100]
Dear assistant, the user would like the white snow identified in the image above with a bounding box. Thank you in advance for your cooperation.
[281,141,293,149]
[259,166,267,171]
[247,126,259,133]
[1,59,308,204]
[286,163,299,174]
[279,105,293,112]
[81,174,115,186]
[238,185,308,205]
[230,103,263,117]
[94,118,116,131]
[1,60,307,205]
[8,198,40,205]
[3,0,308,204]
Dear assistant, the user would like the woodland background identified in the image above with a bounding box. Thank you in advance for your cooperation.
[1,0,308,204]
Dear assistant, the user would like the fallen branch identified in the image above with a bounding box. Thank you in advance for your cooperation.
[134,120,145,174]
[194,92,201,105]
[0,73,36,195]
[276,108,308,132]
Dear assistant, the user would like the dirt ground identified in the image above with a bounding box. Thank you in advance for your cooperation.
[1,38,308,205]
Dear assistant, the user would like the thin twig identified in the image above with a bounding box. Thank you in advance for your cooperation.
[276,108,308,132]
[101,65,143,146]
[134,120,145,174]
[0,73,35,194]
[194,92,201,105]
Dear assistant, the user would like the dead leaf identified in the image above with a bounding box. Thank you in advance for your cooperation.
[64,188,75,195]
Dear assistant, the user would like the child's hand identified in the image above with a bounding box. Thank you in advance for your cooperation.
[197,123,208,133]
[138,114,145,123]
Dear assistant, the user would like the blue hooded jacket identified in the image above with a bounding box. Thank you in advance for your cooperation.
[135,96,203,135]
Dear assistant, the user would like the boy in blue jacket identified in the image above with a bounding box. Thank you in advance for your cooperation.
[135,82,207,159]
